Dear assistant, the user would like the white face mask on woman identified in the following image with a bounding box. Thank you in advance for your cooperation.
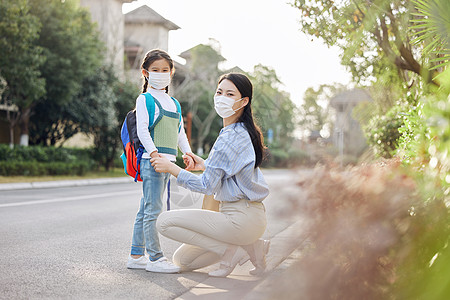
[147,72,171,90]
[213,95,244,118]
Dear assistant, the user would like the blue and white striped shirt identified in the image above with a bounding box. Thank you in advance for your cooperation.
[176,122,269,203]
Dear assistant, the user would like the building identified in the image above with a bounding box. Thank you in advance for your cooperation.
[330,88,372,157]
[79,0,133,78]
[123,5,183,89]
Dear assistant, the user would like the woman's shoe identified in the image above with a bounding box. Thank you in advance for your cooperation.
[245,239,270,276]
[208,246,249,277]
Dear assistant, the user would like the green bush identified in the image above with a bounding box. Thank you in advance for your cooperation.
[363,105,405,158]
[0,145,94,176]
[0,161,91,176]
[266,148,289,168]
[286,148,312,167]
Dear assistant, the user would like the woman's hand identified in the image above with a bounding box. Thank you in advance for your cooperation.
[182,153,195,171]
[150,156,181,177]
[185,152,205,171]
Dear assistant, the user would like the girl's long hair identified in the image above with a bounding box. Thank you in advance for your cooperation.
[141,49,174,93]
[218,73,266,168]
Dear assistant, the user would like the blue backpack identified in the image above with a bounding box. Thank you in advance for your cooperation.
[120,93,182,182]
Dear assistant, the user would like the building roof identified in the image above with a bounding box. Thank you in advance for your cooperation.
[124,5,180,30]
[223,66,246,74]
[330,88,372,107]
[179,44,225,61]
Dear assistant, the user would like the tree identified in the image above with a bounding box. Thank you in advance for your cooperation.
[87,68,138,171]
[174,43,224,153]
[175,44,298,155]
[291,0,435,87]
[298,84,346,139]
[250,64,297,147]
[0,0,45,146]
[29,0,104,146]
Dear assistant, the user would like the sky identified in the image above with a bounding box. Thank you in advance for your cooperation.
[123,0,352,106]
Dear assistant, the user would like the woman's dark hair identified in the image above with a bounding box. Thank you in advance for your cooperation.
[141,49,174,93]
[218,73,266,168]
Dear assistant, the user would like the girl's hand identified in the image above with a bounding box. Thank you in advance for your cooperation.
[183,153,195,171]
[186,152,206,171]
[150,156,181,177]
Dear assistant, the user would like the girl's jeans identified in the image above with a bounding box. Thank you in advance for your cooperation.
[131,158,170,261]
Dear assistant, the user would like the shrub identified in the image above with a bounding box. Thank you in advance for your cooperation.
[0,145,94,176]
[269,160,450,299]
[363,105,405,158]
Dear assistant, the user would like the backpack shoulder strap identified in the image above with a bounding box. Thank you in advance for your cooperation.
[171,97,182,132]
[142,93,156,129]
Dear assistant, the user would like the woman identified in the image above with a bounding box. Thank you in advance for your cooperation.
[151,73,269,277]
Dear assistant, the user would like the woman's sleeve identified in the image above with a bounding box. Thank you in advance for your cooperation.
[176,137,230,194]
[136,95,157,154]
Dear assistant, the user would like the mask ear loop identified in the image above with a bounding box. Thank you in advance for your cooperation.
[233,97,247,113]
[142,69,150,81]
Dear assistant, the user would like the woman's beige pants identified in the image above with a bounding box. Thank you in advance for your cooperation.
[156,199,266,271]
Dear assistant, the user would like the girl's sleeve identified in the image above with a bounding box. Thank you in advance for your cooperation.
[136,95,157,155]
[177,117,192,154]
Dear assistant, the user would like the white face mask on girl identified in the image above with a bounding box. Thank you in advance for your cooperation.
[213,95,244,118]
[146,71,171,90]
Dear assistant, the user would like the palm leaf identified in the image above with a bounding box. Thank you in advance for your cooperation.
[411,0,450,69]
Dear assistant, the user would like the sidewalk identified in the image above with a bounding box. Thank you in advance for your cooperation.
[0,176,133,191]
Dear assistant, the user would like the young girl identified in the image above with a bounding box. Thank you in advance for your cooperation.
[126,49,194,273]
[151,73,270,277]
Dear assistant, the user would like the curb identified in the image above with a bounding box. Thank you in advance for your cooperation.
[0,177,134,191]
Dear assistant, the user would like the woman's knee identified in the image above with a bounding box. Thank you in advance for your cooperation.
[156,211,169,233]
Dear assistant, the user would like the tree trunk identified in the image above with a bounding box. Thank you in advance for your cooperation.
[19,107,32,146]
[6,109,20,148]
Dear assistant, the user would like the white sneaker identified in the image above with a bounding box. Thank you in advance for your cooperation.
[146,257,180,273]
[127,255,148,269]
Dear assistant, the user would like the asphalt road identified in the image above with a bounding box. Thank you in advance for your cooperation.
[0,169,305,299]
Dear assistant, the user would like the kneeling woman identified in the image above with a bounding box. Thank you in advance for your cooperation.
[151,73,269,277]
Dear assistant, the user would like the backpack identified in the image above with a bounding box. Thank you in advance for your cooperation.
[120,92,182,182]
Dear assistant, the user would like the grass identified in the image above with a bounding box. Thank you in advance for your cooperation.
[0,168,128,184]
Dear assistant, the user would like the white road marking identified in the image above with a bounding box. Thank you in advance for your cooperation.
[0,190,140,208]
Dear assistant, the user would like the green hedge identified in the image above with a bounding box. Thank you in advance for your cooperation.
[0,145,95,176]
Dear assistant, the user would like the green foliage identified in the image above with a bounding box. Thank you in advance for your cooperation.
[28,0,104,145]
[287,1,450,298]
[29,0,104,105]
[175,44,298,156]
[188,43,224,81]
[0,0,46,108]
[0,0,46,143]
[363,105,406,158]
[0,161,91,176]
[299,84,346,138]
[250,64,297,150]
[262,144,312,168]
[411,0,450,71]
[93,76,139,171]
[290,0,429,86]
[78,66,138,170]
[397,72,450,191]
[0,144,94,176]
[174,43,223,152]
[0,144,92,162]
